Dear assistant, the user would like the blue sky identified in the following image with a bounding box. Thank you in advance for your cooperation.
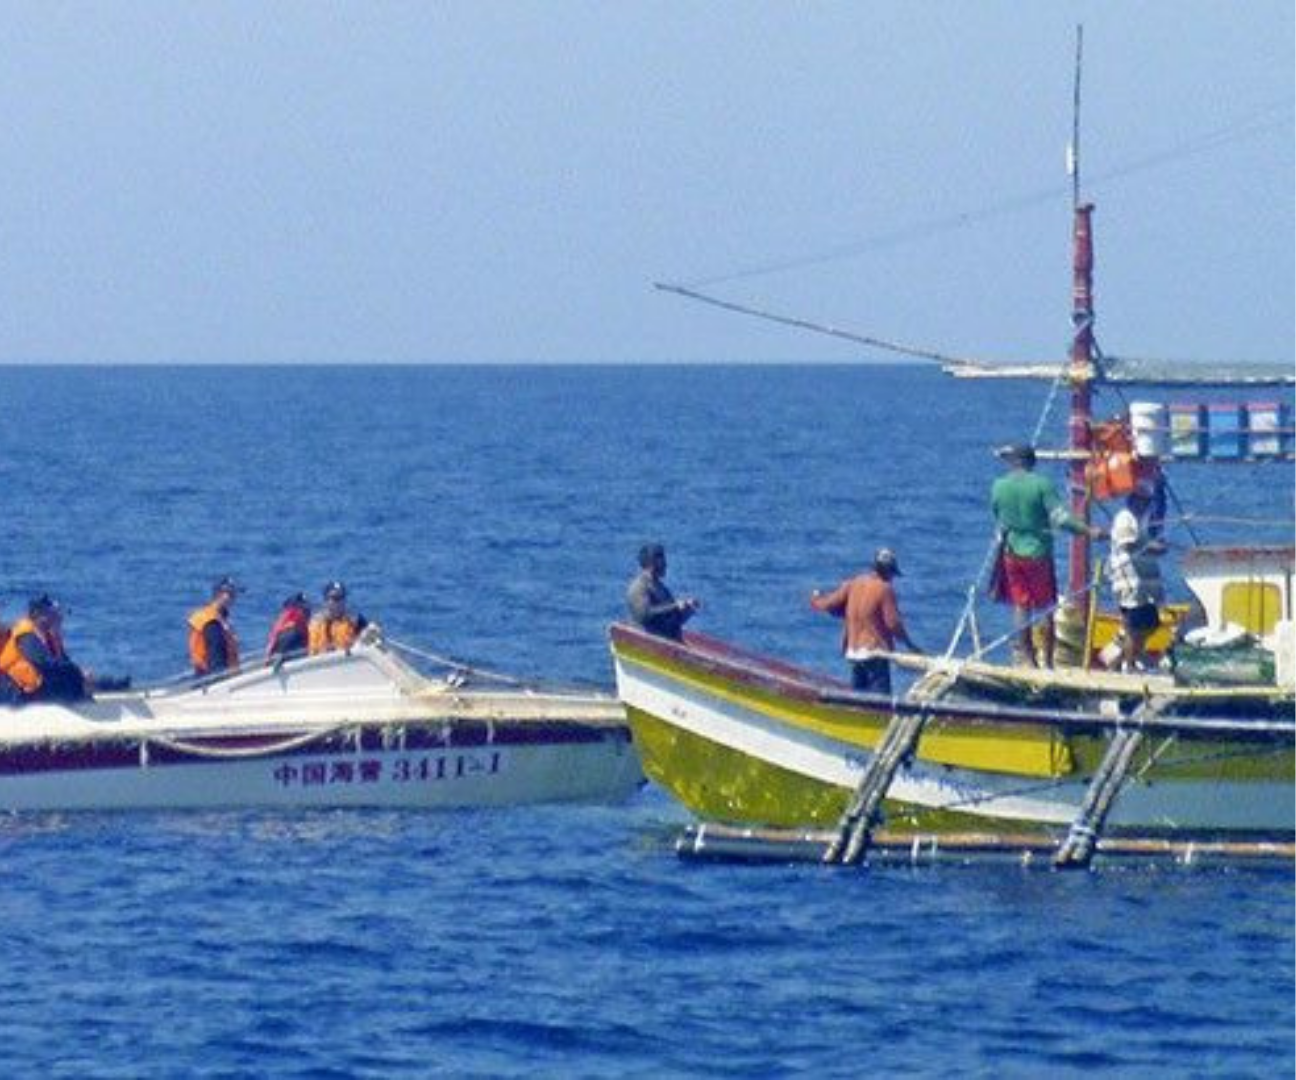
[0,2,1290,364]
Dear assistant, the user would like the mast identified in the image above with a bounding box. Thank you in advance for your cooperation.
[1066,25,1094,600]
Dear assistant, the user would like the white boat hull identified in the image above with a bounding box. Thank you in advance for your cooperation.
[0,639,642,812]
[0,739,640,812]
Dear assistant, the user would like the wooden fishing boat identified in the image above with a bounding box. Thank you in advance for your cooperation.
[615,31,1294,865]
[0,631,641,812]
[610,622,1292,837]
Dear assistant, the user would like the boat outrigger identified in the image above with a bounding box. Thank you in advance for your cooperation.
[611,31,1294,868]
[0,629,641,812]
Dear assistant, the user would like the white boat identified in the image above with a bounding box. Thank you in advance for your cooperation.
[0,630,641,812]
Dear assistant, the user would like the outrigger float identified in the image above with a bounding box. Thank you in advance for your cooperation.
[0,630,641,812]
[615,30,1295,869]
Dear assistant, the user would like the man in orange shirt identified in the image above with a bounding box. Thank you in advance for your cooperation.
[810,548,922,694]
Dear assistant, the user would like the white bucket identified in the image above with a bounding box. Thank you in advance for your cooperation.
[1129,402,1166,459]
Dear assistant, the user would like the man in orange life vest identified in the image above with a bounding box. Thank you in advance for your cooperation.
[308,580,368,655]
[0,595,91,704]
[188,577,240,678]
[265,592,311,661]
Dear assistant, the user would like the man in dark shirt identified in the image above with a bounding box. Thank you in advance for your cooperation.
[626,543,700,641]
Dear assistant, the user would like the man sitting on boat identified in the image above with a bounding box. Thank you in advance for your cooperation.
[0,595,91,705]
[990,444,1099,668]
[188,577,241,678]
[810,547,922,695]
[266,592,311,661]
[308,581,368,655]
[626,543,700,641]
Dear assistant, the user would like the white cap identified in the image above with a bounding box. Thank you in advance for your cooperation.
[1112,515,1140,548]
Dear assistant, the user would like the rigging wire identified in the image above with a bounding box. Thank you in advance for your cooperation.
[683,98,1293,289]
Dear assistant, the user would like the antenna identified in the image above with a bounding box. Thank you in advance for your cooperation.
[1070,25,1084,207]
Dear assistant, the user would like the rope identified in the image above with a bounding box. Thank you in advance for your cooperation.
[383,636,609,694]
[940,329,1072,662]
[383,636,529,688]
[144,723,349,760]
[1176,513,1296,529]
[927,739,1290,816]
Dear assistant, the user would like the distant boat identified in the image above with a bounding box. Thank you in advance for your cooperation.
[942,357,1295,388]
[0,632,641,812]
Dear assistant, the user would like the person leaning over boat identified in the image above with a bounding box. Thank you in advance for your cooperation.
[0,595,92,705]
[1107,496,1167,672]
[626,543,700,641]
[188,576,241,678]
[265,592,311,661]
[810,547,922,695]
[308,580,368,655]
[990,443,1100,668]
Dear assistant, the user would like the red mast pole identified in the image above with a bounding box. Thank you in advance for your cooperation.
[1067,203,1095,598]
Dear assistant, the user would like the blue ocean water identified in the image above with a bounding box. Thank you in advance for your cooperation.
[0,364,1291,1077]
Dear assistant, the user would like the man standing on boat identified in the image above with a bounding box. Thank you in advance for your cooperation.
[626,543,700,641]
[990,444,1099,667]
[810,548,921,694]
[1107,485,1167,672]
[188,577,240,678]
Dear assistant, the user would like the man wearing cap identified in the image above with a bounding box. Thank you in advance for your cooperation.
[188,577,241,677]
[990,443,1098,667]
[0,595,92,704]
[266,593,312,661]
[811,548,921,694]
[1107,486,1167,672]
[308,581,368,655]
[626,544,700,641]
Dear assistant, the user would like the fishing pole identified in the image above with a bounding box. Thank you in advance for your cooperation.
[652,282,989,366]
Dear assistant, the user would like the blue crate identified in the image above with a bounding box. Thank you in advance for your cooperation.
[1207,404,1246,459]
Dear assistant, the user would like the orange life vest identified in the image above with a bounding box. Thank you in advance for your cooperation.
[0,617,65,695]
[308,614,360,655]
[188,602,240,674]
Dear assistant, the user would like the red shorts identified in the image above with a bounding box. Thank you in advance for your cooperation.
[1000,553,1057,611]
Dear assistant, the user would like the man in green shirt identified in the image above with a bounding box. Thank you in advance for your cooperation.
[990,444,1098,667]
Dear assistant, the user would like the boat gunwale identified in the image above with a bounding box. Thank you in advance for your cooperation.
[608,623,1295,741]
